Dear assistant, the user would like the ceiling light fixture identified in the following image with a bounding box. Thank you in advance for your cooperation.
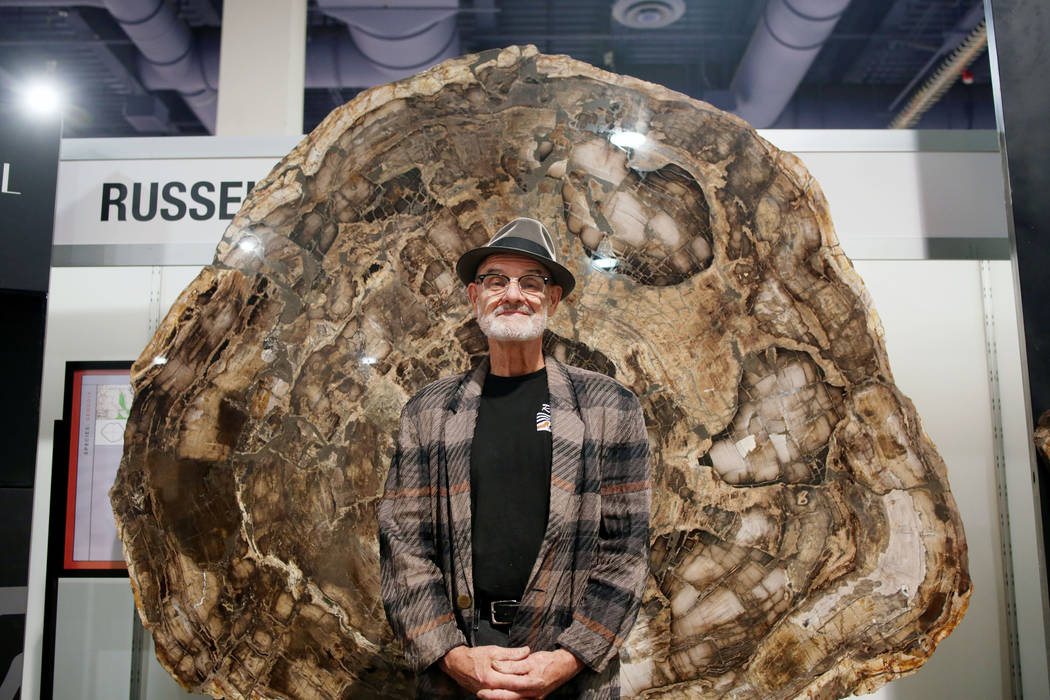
[611,0,686,30]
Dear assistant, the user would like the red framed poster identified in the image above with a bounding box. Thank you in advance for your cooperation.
[62,364,133,570]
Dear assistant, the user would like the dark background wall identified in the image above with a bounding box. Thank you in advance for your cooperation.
[0,106,61,698]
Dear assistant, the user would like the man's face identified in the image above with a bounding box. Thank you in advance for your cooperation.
[467,253,563,342]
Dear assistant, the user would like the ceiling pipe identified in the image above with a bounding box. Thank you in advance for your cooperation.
[0,0,216,130]
[314,0,460,74]
[140,29,460,95]
[1,0,461,129]
[137,33,218,92]
[729,0,853,128]
[102,0,216,132]
[305,33,460,87]
[2,0,461,126]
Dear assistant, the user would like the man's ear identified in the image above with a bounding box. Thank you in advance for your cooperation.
[467,282,479,311]
[547,284,563,312]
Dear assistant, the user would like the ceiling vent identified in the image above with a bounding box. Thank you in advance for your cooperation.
[612,0,685,30]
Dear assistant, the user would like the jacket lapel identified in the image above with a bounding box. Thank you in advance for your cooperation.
[441,358,488,607]
[545,355,585,539]
[513,355,585,645]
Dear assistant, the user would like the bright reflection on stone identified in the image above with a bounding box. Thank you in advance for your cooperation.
[610,130,647,149]
[111,46,971,700]
[237,234,261,252]
[591,236,619,270]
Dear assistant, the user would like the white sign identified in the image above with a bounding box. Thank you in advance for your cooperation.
[67,370,133,569]
[54,156,280,246]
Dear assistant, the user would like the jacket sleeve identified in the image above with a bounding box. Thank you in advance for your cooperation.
[556,388,651,672]
[378,402,467,671]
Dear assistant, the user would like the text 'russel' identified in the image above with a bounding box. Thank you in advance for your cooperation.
[100,180,256,222]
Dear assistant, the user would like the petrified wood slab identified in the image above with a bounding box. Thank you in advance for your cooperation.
[111,46,970,699]
[1036,411,1050,469]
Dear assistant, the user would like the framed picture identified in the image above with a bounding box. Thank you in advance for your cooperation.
[59,361,133,571]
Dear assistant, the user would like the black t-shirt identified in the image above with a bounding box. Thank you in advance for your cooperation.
[470,367,552,602]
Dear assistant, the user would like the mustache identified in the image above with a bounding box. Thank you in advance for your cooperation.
[493,303,534,316]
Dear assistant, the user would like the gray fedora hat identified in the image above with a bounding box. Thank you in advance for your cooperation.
[456,217,576,295]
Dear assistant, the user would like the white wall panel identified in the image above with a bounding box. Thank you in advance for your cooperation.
[853,260,1012,699]
[53,578,206,699]
[802,152,1008,242]
[24,266,205,700]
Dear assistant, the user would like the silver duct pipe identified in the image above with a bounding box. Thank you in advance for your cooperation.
[730,0,853,128]
[102,0,216,132]
[137,33,218,92]
[140,31,459,94]
[305,34,461,87]
[1,0,460,128]
[314,0,460,73]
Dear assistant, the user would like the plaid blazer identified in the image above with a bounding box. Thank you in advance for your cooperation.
[379,355,651,699]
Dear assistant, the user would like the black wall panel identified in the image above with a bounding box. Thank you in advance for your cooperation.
[0,105,61,698]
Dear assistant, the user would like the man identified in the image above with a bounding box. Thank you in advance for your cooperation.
[379,218,651,698]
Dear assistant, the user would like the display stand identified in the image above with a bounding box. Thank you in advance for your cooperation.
[41,361,131,699]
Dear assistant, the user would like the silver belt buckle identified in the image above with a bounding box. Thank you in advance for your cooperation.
[489,599,519,625]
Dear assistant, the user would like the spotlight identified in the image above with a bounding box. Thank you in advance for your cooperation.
[22,79,63,116]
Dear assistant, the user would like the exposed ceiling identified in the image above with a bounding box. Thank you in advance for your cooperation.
[0,0,994,138]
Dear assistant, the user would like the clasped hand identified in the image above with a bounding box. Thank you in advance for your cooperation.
[439,644,584,699]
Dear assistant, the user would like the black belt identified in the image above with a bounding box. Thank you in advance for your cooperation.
[476,593,520,626]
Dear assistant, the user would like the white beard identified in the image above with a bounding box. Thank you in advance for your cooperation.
[477,302,547,341]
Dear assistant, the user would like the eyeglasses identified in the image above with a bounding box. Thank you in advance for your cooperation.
[475,273,551,295]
